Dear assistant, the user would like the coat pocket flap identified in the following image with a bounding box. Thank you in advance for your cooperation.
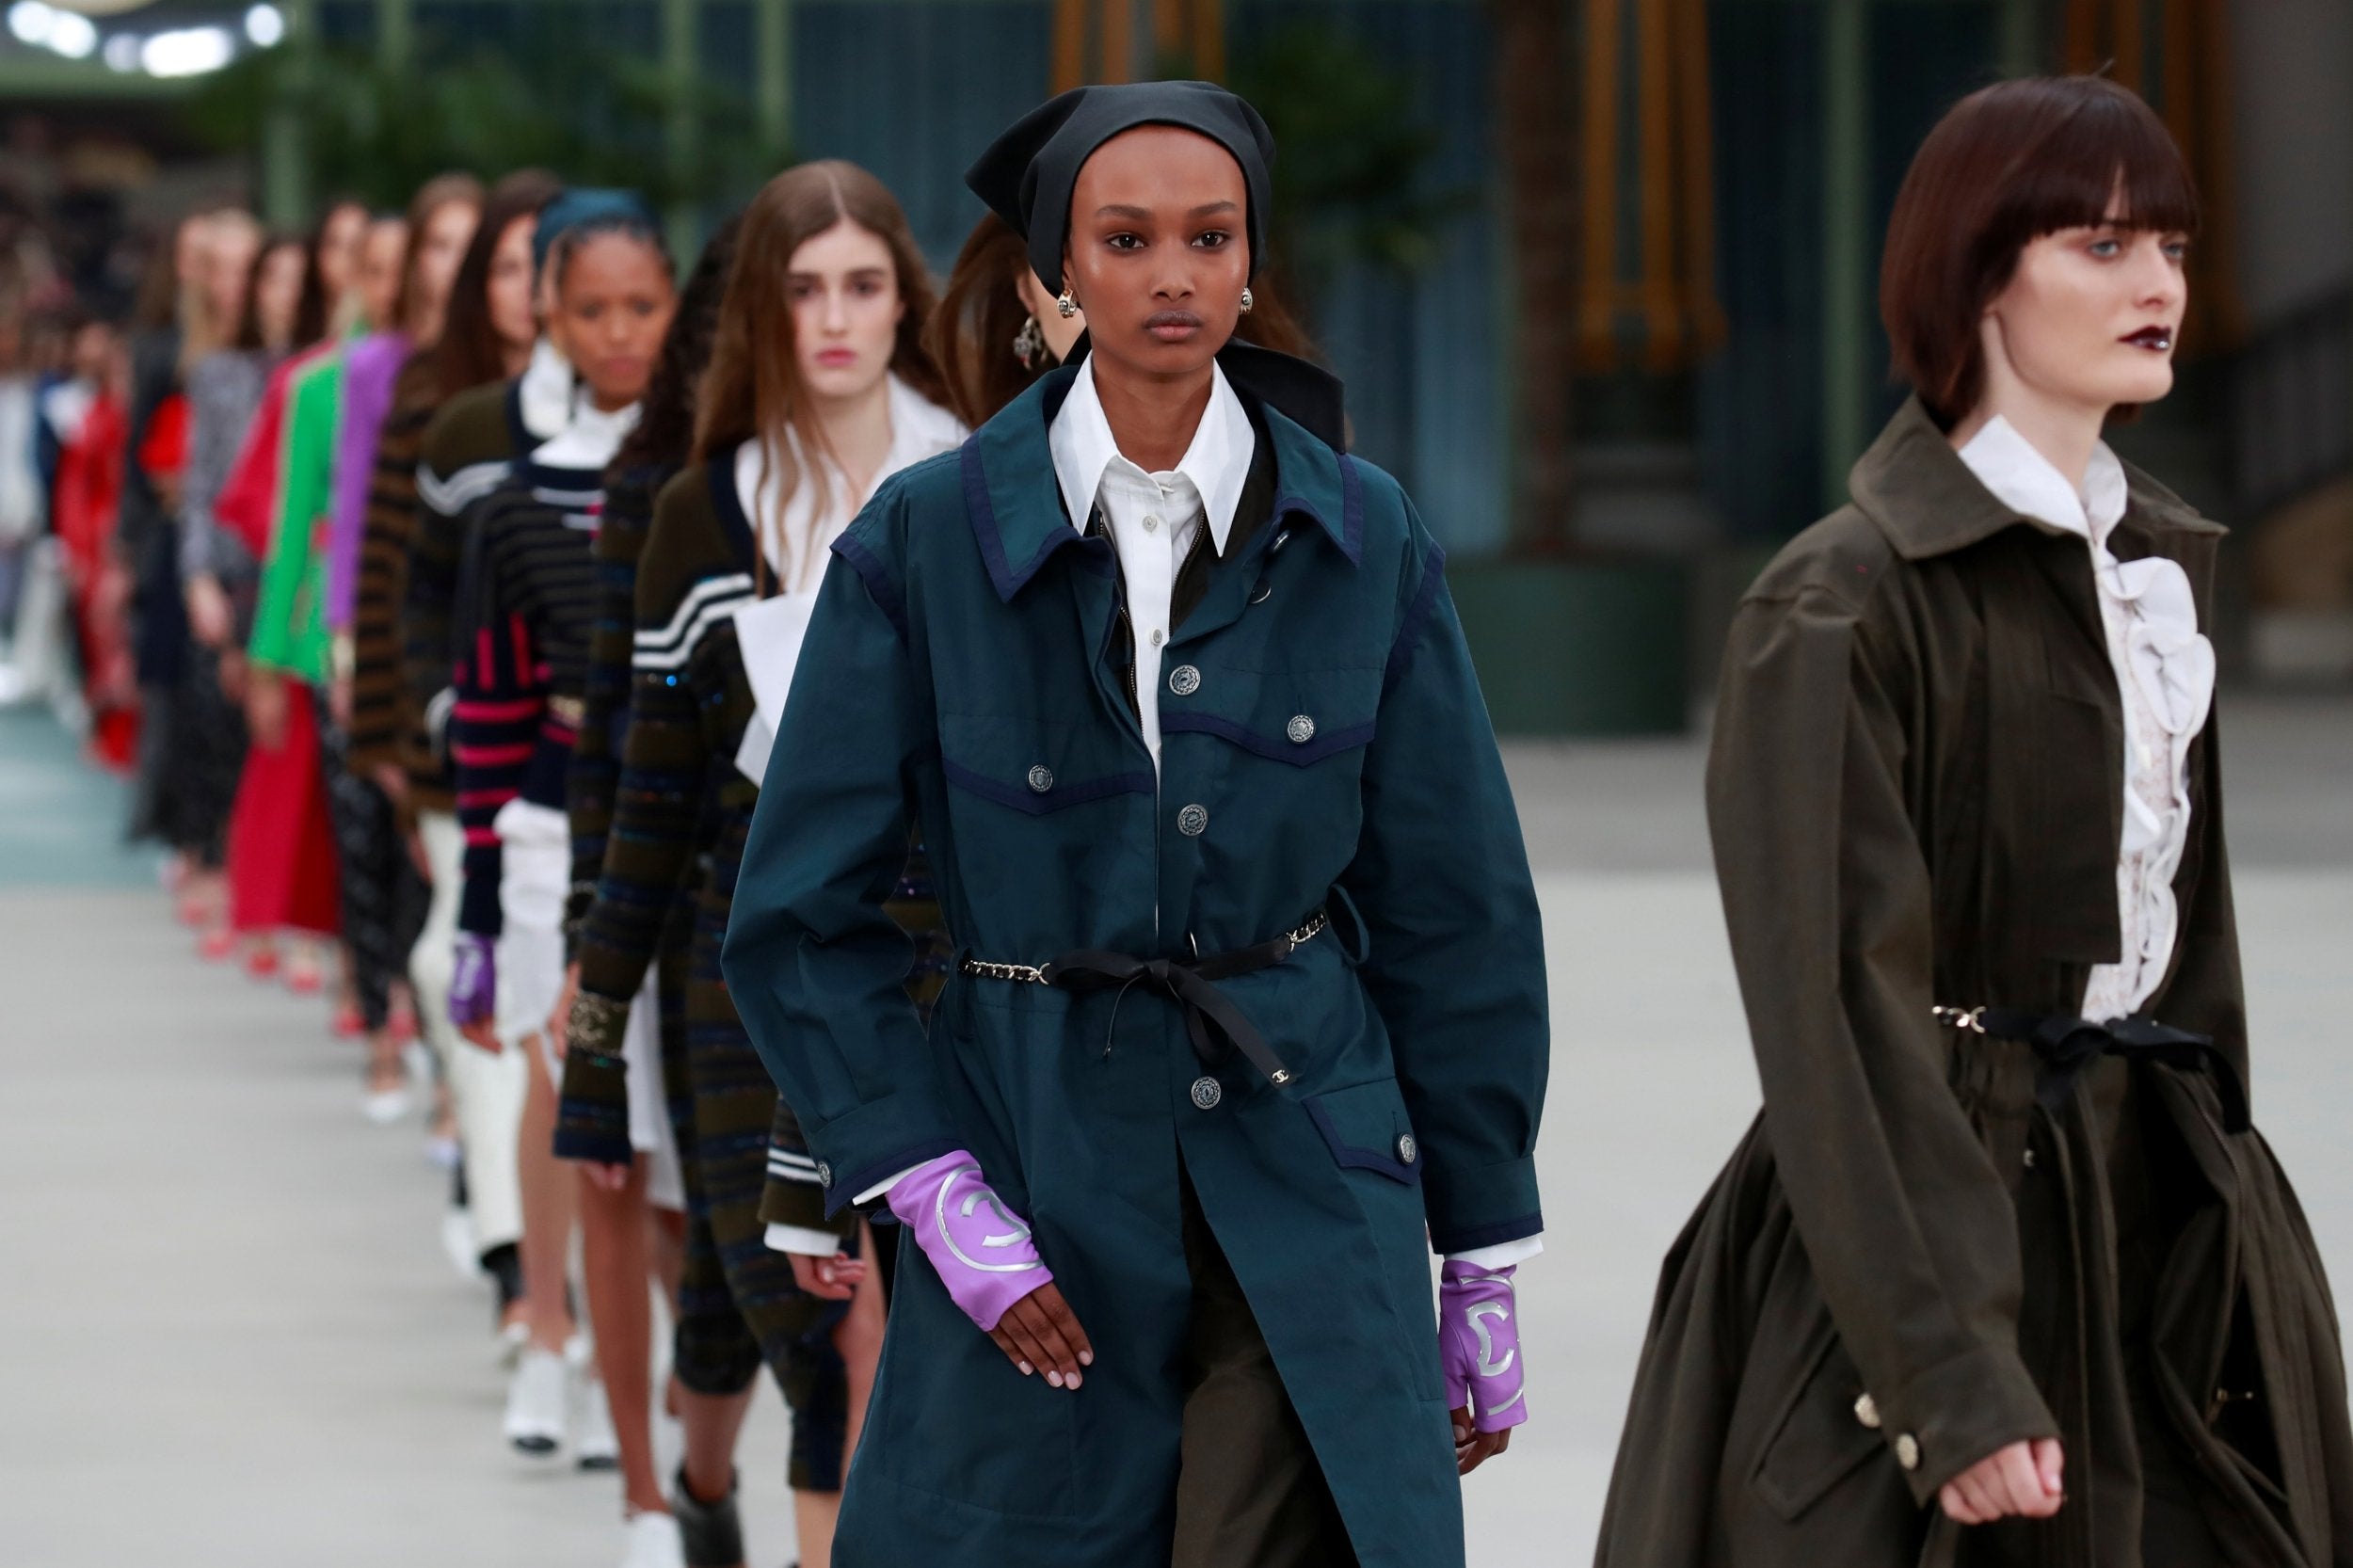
[1752,1336,1884,1522]
[1304,1078,1423,1185]
[939,714,1154,816]
[1160,664,1380,767]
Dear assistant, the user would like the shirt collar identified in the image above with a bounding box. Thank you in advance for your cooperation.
[518,337,576,440]
[530,397,638,472]
[1849,396,2220,563]
[738,375,969,583]
[1953,414,2129,549]
[1048,357,1256,552]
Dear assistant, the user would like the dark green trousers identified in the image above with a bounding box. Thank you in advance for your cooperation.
[1175,1168,1360,1568]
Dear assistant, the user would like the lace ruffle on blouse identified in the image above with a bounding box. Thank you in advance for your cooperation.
[1955,418,2215,1020]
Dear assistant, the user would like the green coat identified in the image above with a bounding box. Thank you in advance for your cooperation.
[1595,400,2353,1568]
[722,364,1549,1567]
[248,345,345,684]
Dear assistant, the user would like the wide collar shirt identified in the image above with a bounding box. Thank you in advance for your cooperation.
[1954,415,2216,1020]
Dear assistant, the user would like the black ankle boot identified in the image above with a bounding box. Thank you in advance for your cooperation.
[670,1465,744,1568]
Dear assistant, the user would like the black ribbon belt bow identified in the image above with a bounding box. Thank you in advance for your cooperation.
[1934,1005,2250,1134]
[961,912,1326,1089]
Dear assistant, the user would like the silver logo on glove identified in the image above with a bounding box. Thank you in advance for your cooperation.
[934,1162,1045,1274]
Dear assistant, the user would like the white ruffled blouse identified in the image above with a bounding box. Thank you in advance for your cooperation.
[1955,417,2216,1021]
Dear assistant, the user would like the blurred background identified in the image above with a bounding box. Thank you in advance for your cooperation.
[4,0,2346,731]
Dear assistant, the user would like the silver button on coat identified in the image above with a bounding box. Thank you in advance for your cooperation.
[1176,804,1209,837]
[1191,1077,1222,1111]
[1895,1433,1920,1471]
[1027,764,1054,793]
[1396,1134,1417,1164]
[1287,714,1317,744]
[1168,664,1201,696]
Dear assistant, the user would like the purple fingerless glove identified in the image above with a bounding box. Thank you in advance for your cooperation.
[885,1150,1051,1333]
[449,932,496,1029]
[1439,1261,1529,1432]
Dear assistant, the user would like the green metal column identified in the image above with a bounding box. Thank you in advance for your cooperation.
[262,0,317,227]
[380,0,414,73]
[756,0,792,164]
[1819,0,1868,508]
[664,0,701,263]
[1997,0,2041,77]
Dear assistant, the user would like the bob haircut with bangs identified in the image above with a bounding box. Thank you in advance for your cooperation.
[1881,75,2200,426]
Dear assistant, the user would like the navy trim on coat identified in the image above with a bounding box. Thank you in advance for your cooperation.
[1160,711,1377,766]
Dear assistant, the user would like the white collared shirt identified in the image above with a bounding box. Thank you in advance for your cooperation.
[527,396,637,473]
[729,376,968,801]
[519,337,577,441]
[1955,416,2216,1019]
[1048,356,1255,773]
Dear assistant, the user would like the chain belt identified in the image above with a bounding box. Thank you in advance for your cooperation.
[959,911,1330,1088]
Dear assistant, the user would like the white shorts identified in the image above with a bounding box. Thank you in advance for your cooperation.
[495,798,681,1210]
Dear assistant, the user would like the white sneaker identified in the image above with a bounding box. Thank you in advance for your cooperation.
[503,1347,567,1456]
[572,1360,619,1471]
[618,1512,685,1568]
[362,1085,413,1125]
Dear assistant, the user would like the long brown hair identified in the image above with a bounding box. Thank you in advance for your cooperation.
[424,168,561,404]
[232,230,306,353]
[694,160,948,589]
[293,198,367,348]
[927,212,1320,430]
[390,172,485,344]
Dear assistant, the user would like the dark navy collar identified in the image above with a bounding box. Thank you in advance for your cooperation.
[965,363,1361,604]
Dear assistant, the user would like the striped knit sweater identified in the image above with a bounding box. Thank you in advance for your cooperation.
[448,452,605,939]
[403,377,530,800]
[345,378,438,801]
[553,458,692,1161]
[562,460,952,1228]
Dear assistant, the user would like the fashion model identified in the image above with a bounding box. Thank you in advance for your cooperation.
[721,82,1549,1567]
[1594,75,2353,1568]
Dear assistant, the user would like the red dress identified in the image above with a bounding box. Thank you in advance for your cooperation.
[219,362,340,937]
[49,387,138,771]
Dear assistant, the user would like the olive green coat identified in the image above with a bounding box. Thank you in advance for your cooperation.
[1596,400,2353,1568]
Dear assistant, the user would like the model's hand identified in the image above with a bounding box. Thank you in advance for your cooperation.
[887,1151,1092,1387]
[1451,1406,1513,1475]
[789,1251,868,1302]
[185,573,233,648]
[987,1282,1094,1390]
[370,762,409,808]
[327,674,353,731]
[245,667,287,750]
[1439,1260,1528,1457]
[581,1160,632,1193]
[1940,1438,2064,1525]
[450,933,496,1038]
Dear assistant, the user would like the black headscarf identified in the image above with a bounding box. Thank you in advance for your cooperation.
[965,81,1345,448]
[965,80,1274,298]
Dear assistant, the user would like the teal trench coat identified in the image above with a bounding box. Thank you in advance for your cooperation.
[722,364,1549,1567]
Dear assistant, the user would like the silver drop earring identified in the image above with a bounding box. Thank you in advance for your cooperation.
[1055,288,1079,320]
[1013,314,1046,371]
[1240,286,1255,314]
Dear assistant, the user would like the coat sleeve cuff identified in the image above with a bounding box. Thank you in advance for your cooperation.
[1423,1153,1545,1256]
[552,1046,632,1165]
[1878,1339,2057,1504]
[804,1095,963,1221]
